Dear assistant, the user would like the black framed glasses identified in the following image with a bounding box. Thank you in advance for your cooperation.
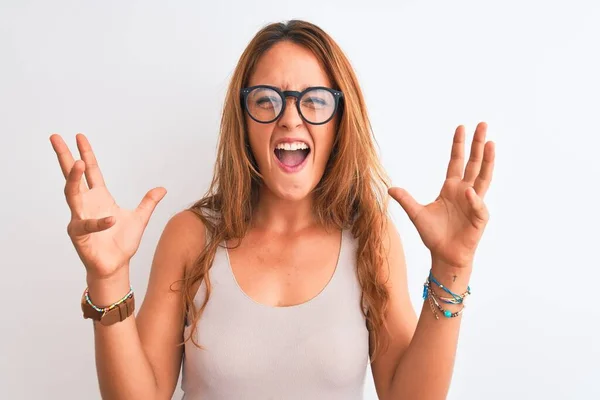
[240,85,344,125]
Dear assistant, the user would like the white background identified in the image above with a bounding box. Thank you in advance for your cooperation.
[1,0,599,399]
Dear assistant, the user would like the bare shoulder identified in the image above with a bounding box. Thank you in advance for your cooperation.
[156,209,208,272]
[138,208,208,314]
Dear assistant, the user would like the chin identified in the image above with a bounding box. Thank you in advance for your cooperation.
[265,177,315,201]
[268,181,315,202]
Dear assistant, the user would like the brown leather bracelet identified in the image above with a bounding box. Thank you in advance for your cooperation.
[81,291,135,326]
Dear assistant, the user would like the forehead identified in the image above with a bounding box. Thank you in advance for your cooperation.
[247,41,332,90]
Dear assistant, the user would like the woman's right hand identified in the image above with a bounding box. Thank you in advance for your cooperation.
[50,133,167,281]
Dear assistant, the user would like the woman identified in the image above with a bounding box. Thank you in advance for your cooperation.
[50,20,495,400]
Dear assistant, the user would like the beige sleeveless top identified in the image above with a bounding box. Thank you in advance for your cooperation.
[181,229,369,399]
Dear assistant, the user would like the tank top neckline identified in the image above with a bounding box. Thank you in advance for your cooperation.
[222,229,346,311]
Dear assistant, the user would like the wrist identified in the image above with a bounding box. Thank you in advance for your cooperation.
[430,259,472,293]
[86,267,131,307]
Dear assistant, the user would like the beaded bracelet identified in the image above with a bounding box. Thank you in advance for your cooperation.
[428,270,470,302]
[423,279,469,305]
[438,288,471,305]
[426,287,441,320]
[423,271,470,319]
[84,286,134,314]
[428,283,465,319]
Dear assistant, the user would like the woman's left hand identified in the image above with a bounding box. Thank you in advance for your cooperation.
[389,122,495,269]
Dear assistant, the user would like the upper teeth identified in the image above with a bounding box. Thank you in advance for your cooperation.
[275,142,309,151]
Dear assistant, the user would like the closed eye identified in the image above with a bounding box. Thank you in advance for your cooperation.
[255,96,282,108]
[302,97,328,108]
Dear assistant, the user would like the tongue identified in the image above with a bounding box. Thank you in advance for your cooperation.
[278,150,307,167]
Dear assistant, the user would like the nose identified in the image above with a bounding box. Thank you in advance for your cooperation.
[277,96,303,130]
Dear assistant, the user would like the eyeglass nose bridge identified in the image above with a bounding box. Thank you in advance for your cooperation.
[281,90,302,100]
[278,90,303,119]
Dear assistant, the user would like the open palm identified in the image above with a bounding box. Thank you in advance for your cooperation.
[389,122,495,268]
[50,134,166,280]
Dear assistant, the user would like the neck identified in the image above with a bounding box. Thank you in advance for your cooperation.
[252,186,316,233]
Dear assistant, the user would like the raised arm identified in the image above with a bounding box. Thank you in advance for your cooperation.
[50,134,206,399]
[372,122,495,399]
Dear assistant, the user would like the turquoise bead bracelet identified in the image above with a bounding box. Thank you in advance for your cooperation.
[428,282,465,318]
[423,270,470,319]
[84,286,134,313]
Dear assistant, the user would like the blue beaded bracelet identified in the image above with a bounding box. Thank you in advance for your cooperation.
[427,270,470,302]
[423,270,471,319]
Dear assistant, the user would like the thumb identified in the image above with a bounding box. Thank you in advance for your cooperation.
[136,187,167,225]
[67,216,116,237]
[466,187,489,223]
[388,187,423,223]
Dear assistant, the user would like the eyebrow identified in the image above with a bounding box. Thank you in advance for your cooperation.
[272,81,309,91]
[287,85,310,91]
[253,84,328,91]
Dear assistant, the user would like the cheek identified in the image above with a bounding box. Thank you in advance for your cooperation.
[246,119,272,163]
[312,125,337,164]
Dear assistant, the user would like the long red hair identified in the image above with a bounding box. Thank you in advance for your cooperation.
[182,20,391,361]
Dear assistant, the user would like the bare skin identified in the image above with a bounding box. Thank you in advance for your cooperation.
[51,39,494,400]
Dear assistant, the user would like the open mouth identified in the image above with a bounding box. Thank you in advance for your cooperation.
[274,141,311,168]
